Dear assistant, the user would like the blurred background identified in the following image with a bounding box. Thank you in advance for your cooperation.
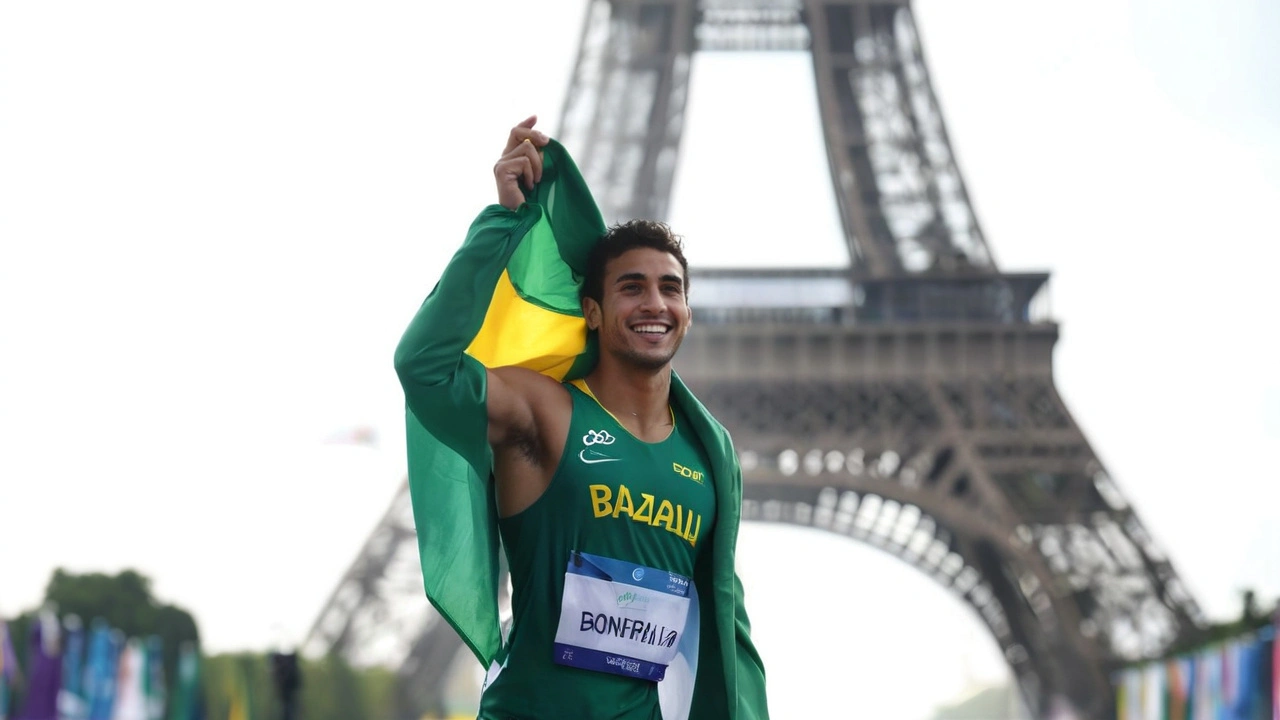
[1,0,1277,718]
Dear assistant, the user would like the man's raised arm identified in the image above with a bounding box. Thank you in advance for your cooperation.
[392,117,551,459]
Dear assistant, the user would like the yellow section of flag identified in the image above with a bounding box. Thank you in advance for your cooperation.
[465,269,586,381]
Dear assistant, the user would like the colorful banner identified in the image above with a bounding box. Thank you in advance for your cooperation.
[166,644,198,720]
[109,638,146,720]
[143,638,163,720]
[59,617,88,720]
[1268,616,1277,720]
[1,620,19,720]
[84,622,120,720]
[1115,619,1278,720]
[16,610,64,720]
[1164,657,1192,720]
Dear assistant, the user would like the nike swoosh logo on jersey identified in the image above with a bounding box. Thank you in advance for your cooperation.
[579,449,621,464]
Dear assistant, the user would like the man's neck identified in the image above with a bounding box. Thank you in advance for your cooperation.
[583,362,673,439]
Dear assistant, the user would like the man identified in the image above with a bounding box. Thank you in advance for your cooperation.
[395,116,767,719]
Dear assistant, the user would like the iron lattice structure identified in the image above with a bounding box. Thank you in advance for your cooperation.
[305,1,1206,717]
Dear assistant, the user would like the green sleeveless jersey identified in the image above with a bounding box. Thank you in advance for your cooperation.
[479,381,717,720]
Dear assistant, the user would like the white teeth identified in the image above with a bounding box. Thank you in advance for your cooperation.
[632,324,669,334]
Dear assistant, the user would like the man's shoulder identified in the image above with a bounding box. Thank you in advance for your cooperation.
[490,366,574,418]
[491,365,568,390]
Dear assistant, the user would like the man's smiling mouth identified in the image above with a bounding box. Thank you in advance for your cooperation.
[631,323,670,337]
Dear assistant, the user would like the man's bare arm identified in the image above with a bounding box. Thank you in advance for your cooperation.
[482,117,573,516]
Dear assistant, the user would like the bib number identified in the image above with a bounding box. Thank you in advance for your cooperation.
[552,551,691,682]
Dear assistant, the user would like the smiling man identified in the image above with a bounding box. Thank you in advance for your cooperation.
[394,117,768,720]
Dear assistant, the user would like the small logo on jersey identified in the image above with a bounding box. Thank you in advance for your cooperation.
[631,568,645,582]
[583,429,616,446]
[672,462,705,484]
[579,429,621,464]
[579,449,620,464]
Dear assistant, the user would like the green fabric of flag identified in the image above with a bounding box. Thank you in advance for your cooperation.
[394,139,768,718]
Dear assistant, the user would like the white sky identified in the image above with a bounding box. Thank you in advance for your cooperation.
[2,1,1278,717]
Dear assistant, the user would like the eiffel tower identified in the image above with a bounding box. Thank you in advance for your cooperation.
[303,1,1207,717]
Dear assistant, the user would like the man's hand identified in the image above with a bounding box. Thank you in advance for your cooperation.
[494,115,550,211]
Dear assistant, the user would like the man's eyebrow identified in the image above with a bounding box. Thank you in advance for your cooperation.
[613,272,684,285]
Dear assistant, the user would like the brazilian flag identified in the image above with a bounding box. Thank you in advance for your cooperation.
[395,140,768,719]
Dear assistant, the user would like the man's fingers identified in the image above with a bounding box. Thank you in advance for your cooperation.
[498,140,544,184]
[504,129,549,154]
[515,153,535,189]
[495,155,536,191]
[517,138,544,184]
[503,118,551,155]
[496,117,550,208]
[494,156,530,181]
[505,124,536,154]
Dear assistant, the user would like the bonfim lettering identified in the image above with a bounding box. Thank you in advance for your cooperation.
[579,612,678,647]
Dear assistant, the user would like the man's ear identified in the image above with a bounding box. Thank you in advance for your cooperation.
[582,297,602,330]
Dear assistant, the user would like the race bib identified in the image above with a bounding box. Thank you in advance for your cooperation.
[552,551,692,681]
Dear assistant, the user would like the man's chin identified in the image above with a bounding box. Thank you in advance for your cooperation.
[614,346,678,372]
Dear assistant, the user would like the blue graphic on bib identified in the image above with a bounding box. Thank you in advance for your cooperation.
[567,551,691,598]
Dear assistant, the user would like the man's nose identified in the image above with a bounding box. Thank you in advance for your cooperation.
[638,285,666,312]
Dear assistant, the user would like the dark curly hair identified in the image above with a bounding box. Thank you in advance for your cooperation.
[581,220,689,303]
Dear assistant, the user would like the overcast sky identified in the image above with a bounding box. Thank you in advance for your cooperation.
[2,1,1277,717]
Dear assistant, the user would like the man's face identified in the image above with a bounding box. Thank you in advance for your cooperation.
[584,247,691,371]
